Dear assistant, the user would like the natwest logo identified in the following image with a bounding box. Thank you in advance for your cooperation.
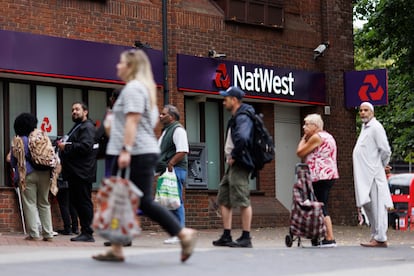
[214,63,230,89]
[233,65,295,96]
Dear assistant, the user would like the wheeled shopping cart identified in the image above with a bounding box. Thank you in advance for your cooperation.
[285,163,326,247]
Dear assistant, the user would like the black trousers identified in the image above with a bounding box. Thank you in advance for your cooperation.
[111,153,182,236]
[68,177,94,235]
[57,187,78,232]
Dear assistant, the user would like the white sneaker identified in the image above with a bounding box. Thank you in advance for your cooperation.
[164,236,180,244]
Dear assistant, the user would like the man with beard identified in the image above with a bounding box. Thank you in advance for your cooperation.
[58,102,97,242]
[353,102,393,248]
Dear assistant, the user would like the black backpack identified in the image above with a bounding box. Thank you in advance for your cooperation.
[242,110,275,172]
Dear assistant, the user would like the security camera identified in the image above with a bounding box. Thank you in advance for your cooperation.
[313,42,329,60]
[208,50,226,59]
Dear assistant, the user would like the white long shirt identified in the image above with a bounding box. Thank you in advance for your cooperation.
[352,117,393,207]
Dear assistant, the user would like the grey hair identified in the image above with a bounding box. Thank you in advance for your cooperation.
[304,113,324,130]
[164,104,180,121]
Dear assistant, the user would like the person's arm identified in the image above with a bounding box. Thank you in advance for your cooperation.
[296,133,322,159]
[167,127,189,172]
[118,112,140,169]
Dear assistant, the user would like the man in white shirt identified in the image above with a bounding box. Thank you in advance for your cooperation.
[353,102,393,247]
[157,105,189,244]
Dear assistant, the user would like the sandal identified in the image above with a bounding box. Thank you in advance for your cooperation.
[92,251,125,262]
[180,229,198,263]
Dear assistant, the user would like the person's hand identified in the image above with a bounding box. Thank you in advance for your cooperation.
[118,151,131,168]
[227,157,235,166]
[57,140,65,151]
[167,162,174,172]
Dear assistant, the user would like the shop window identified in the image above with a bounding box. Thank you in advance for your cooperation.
[36,85,57,138]
[88,89,108,189]
[9,83,31,138]
[214,0,284,29]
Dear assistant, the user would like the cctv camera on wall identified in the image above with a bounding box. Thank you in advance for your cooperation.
[208,50,226,59]
[313,42,330,60]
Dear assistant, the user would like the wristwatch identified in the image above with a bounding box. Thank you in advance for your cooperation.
[121,145,133,153]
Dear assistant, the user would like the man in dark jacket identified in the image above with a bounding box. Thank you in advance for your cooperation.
[58,102,97,242]
[213,86,255,248]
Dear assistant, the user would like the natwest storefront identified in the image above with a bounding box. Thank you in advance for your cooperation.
[176,54,326,228]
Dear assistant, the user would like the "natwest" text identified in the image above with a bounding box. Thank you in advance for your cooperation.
[233,65,295,96]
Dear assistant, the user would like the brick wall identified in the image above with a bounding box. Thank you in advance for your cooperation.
[0,0,356,231]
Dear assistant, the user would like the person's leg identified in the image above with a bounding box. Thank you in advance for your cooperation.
[240,206,252,232]
[171,167,186,227]
[69,178,94,241]
[164,167,186,244]
[130,154,197,262]
[212,167,234,246]
[227,164,252,247]
[128,154,182,236]
[57,188,72,233]
[313,180,335,242]
[371,181,388,242]
[36,170,54,239]
[21,172,40,239]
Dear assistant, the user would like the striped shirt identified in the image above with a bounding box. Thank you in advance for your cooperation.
[106,80,160,156]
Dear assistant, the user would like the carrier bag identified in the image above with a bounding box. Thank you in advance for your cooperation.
[155,168,181,210]
[92,168,143,244]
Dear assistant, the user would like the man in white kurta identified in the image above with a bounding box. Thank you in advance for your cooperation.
[353,102,393,247]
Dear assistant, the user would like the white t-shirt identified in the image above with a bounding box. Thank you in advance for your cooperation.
[158,126,189,153]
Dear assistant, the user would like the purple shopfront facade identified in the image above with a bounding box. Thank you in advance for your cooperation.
[0,29,164,85]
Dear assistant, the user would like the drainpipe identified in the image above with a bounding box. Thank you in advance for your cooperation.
[162,0,169,104]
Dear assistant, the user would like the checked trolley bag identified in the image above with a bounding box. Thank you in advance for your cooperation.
[285,163,326,247]
[155,168,181,210]
[92,168,143,244]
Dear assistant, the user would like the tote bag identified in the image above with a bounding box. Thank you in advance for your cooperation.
[92,169,143,244]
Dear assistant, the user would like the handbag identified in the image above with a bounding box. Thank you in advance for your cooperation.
[92,168,143,244]
[154,168,181,210]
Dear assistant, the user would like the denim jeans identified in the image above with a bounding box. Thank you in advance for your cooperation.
[171,167,186,227]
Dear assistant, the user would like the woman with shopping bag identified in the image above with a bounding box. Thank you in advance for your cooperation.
[92,49,197,263]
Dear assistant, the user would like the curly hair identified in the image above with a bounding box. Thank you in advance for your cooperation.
[14,113,38,136]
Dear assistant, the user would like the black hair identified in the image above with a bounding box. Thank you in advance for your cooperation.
[73,101,89,112]
[14,113,38,136]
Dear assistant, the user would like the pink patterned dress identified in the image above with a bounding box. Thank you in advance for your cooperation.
[305,131,339,182]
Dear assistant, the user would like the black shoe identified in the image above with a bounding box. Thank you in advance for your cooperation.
[104,241,132,247]
[311,238,320,247]
[228,237,252,248]
[57,229,73,235]
[70,233,95,242]
[212,235,233,246]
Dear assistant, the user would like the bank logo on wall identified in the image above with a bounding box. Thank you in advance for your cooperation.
[344,69,388,108]
[177,53,326,105]
[214,63,230,89]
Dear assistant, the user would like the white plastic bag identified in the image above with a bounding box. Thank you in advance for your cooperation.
[155,169,181,210]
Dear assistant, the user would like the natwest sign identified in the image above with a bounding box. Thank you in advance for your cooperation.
[177,54,326,105]
[234,66,295,96]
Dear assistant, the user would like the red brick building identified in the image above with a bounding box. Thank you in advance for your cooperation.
[0,0,356,233]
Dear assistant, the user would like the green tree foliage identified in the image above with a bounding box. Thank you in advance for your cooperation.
[354,0,414,161]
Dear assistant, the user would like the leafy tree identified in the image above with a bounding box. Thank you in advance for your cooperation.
[354,0,414,162]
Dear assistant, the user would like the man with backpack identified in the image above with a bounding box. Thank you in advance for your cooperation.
[212,86,255,248]
[58,102,97,242]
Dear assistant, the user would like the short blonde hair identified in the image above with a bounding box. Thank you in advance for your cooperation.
[304,113,324,130]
